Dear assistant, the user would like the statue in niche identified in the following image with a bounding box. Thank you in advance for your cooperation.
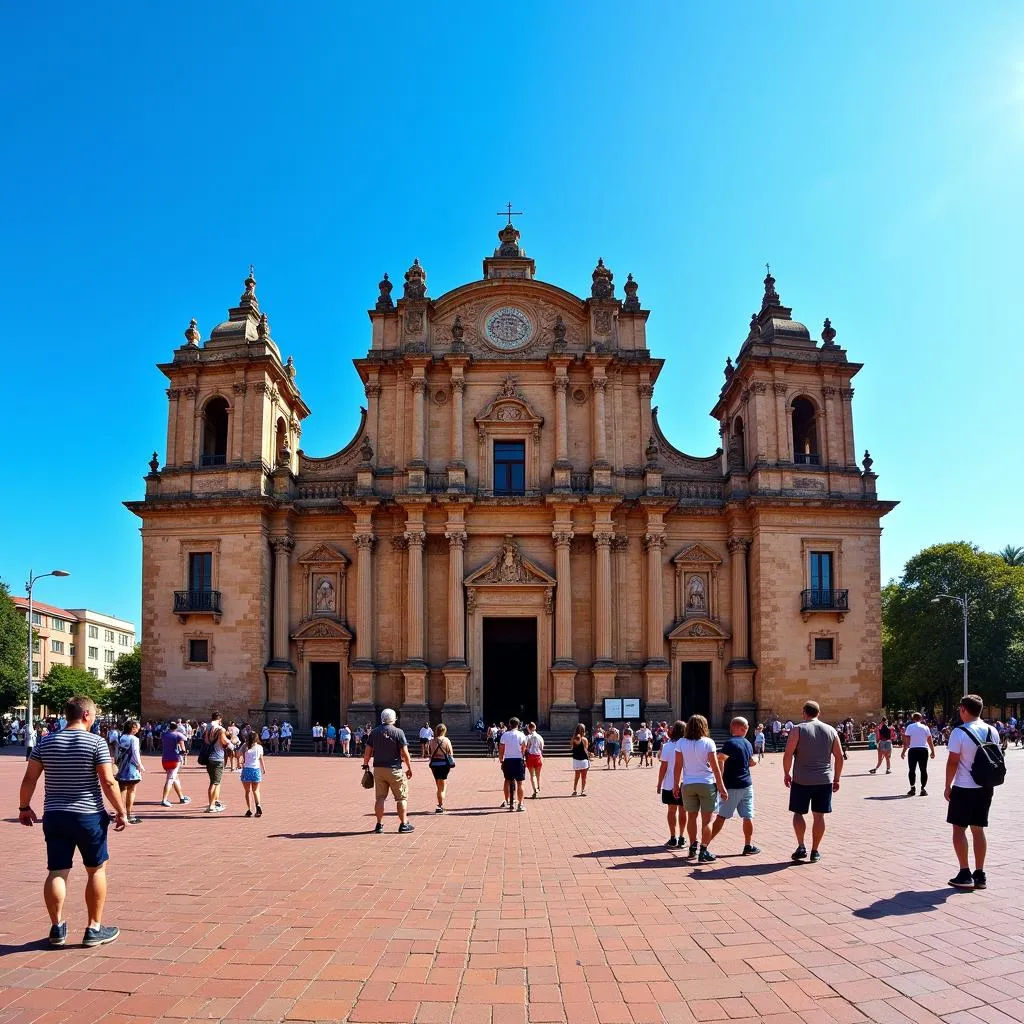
[686,575,707,612]
[314,576,336,613]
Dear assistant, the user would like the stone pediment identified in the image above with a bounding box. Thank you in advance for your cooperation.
[465,536,555,587]
[672,542,722,566]
[297,543,350,570]
[475,376,544,427]
[292,617,354,643]
[667,618,730,641]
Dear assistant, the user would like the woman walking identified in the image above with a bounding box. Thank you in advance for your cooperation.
[657,720,685,846]
[869,718,894,774]
[116,720,145,824]
[428,724,455,813]
[570,725,590,796]
[605,724,620,769]
[674,714,728,863]
[525,723,545,797]
[619,724,634,768]
[241,731,266,817]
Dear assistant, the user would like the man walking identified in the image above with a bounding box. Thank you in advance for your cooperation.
[709,716,761,855]
[362,709,414,834]
[159,719,191,807]
[783,701,844,863]
[901,711,935,796]
[18,696,127,947]
[499,717,527,811]
[945,694,1001,890]
[770,716,782,753]
[203,712,232,812]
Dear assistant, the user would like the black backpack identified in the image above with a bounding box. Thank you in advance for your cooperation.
[197,726,217,767]
[957,723,1006,788]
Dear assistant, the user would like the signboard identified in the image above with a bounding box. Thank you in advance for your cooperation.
[603,698,623,720]
[29,682,39,694]
[622,698,641,719]
[1006,691,1024,700]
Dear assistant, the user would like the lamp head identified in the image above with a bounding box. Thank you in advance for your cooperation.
[931,597,941,604]
[51,570,70,577]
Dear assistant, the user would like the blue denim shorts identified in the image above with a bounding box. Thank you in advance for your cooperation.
[42,811,110,871]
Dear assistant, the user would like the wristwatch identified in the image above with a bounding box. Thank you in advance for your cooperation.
[19,805,30,811]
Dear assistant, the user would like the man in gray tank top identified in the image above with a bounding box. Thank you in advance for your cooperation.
[783,700,844,863]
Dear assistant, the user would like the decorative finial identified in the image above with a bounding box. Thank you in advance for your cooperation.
[761,265,780,310]
[148,451,160,474]
[862,450,874,474]
[553,315,567,350]
[591,258,614,300]
[241,265,257,304]
[724,356,734,379]
[622,273,640,312]
[184,318,200,347]
[403,259,427,300]
[286,355,296,379]
[257,312,270,340]
[375,272,395,312]
[821,317,837,347]
[748,313,760,338]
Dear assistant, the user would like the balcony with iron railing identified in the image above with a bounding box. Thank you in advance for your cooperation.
[800,588,849,612]
[200,453,227,467]
[794,452,821,466]
[174,590,222,615]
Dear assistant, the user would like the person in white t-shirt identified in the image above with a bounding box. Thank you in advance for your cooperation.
[656,720,685,847]
[673,715,728,863]
[524,723,545,798]
[280,721,293,753]
[498,718,527,811]
[945,694,1000,890]
[311,722,324,754]
[635,723,653,767]
[900,712,935,796]
[418,724,434,760]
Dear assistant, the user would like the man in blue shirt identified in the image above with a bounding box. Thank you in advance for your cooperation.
[709,717,761,855]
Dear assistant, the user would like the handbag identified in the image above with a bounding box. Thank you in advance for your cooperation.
[360,765,375,789]
[431,741,455,768]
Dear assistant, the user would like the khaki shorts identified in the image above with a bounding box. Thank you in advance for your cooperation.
[374,766,408,803]
[681,782,719,814]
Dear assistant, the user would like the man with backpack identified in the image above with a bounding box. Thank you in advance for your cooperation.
[945,693,1006,890]
[198,711,233,813]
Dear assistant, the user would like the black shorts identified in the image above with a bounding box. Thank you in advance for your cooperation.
[638,740,650,754]
[430,763,452,780]
[788,782,833,815]
[661,788,682,806]
[501,758,526,782]
[42,811,110,871]
[946,785,993,828]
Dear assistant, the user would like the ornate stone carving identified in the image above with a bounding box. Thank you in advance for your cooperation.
[553,315,567,350]
[404,529,426,547]
[364,383,382,399]
[552,530,575,548]
[359,437,373,463]
[862,450,874,473]
[773,382,788,395]
[405,310,424,334]
[821,317,837,346]
[727,537,750,554]
[645,437,659,464]
[637,384,654,399]
[822,385,838,398]
[499,374,523,399]
[450,314,464,347]
[592,377,608,394]
[233,381,248,395]
[544,589,554,615]
[451,377,465,394]
[594,309,613,335]
[495,404,523,421]
[752,381,768,395]
[314,575,336,612]
[553,375,569,394]
[688,623,713,637]
[593,531,614,548]
[166,387,180,400]
[643,533,666,552]
[686,575,707,612]
[466,589,477,613]
[353,533,376,552]
[254,382,271,396]
[148,452,159,474]
[591,258,614,300]
[376,273,394,311]
[181,385,199,399]
[257,312,270,341]
[403,258,427,300]
[611,535,630,552]
[391,535,409,552]
[445,529,467,549]
[410,378,426,395]
[841,387,855,400]
[571,387,587,405]
[434,389,449,406]
[271,536,295,554]
[184,318,200,347]
[724,357,735,379]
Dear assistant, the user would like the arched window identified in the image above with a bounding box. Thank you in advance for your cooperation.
[275,417,289,467]
[792,397,819,465]
[201,397,229,466]
[731,416,745,470]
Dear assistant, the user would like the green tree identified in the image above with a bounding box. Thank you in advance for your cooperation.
[37,664,109,716]
[106,645,141,717]
[883,542,1024,716]
[999,544,1024,566]
[0,581,29,713]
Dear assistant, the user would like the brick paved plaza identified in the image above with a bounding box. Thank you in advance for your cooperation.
[2,747,1023,1024]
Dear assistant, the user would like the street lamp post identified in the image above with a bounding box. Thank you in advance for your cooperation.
[931,592,969,698]
[25,569,71,756]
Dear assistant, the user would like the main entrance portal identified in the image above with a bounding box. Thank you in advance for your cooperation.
[310,662,341,727]
[681,661,712,721]
[482,617,538,726]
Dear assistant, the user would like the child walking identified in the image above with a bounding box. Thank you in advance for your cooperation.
[241,731,266,817]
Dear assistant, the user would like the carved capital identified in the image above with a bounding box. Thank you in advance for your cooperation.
[611,535,630,552]
[544,588,554,615]
[451,377,465,394]
[643,533,666,552]
[822,385,838,398]
[751,381,768,395]
[741,388,751,404]
[411,378,426,396]
[271,536,295,555]
[727,537,751,555]
[445,529,467,549]
[592,377,608,394]
[466,589,477,613]
[531,425,541,443]
[166,387,180,400]
[364,383,382,399]
[593,531,615,549]
[773,382,788,396]
[637,383,654,399]
[404,529,426,548]
[553,375,569,394]
[233,381,249,396]
[354,533,376,552]
[181,385,199,399]
[477,429,487,447]
[254,382,272,396]
[840,387,855,401]
[552,529,575,548]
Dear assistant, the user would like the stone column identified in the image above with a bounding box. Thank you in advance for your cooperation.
[348,519,377,722]
[550,510,578,733]
[773,382,789,462]
[442,521,470,730]
[725,536,756,726]
[265,535,297,721]
[592,374,611,490]
[401,510,429,724]
[840,387,857,467]
[451,377,465,465]
[821,386,838,467]
[408,373,427,491]
[553,374,569,464]
[642,515,671,716]
[638,381,654,462]
[591,515,617,719]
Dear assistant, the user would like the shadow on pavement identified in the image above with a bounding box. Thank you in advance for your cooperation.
[268,830,379,839]
[863,794,910,801]
[0,939,51,955]
[853,888,967,918]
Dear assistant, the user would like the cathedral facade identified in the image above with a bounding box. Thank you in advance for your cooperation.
[127,224,895,735]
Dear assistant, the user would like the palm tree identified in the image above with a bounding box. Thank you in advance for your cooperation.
[1000,544,1024,565]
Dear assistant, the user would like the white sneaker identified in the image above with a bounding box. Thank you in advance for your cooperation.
[160,800,172,807]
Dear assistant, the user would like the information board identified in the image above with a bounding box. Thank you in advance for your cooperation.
[622,698,641,719]
[603,698,623,720]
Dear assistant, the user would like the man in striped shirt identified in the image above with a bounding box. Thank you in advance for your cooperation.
[18,695,128,948]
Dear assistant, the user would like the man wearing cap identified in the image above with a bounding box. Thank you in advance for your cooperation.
[362,709,414,834]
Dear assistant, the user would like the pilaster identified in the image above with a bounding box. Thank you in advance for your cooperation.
[401,507,429,722]
[642,510,670,715]
[442,515,470,728]
[550,506,578,728]
[349,508,377,722]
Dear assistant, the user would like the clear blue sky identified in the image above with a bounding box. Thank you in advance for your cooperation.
[2,3,1021,624]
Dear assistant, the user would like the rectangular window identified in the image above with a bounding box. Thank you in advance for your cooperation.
[88,625,99,639]
[493,440,526,495]
[189,552,213,593]
[813,637,835,661]
[31,611,41,625]
[51,640,65,654]
[104,649,115,663]
[51,618,65,632]
[809,552,833,592]
[88,646,99,659]
[104,629,115,643]
[32,661,40,677]
[88,667,97,677]
[32,638,40,653]
[70,645,75,657]
[69,623,77,635]
[188,638,209,663]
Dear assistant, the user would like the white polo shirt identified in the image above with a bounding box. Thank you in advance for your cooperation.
[904,722,931,748]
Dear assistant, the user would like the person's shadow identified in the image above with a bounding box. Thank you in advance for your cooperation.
[853,889,966,919]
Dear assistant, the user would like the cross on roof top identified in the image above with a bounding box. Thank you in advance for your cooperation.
[497,202,523,226]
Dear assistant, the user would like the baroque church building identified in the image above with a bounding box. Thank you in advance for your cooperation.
[128,223,895,736]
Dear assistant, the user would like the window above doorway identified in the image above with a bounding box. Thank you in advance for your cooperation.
[494,440,526,495]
